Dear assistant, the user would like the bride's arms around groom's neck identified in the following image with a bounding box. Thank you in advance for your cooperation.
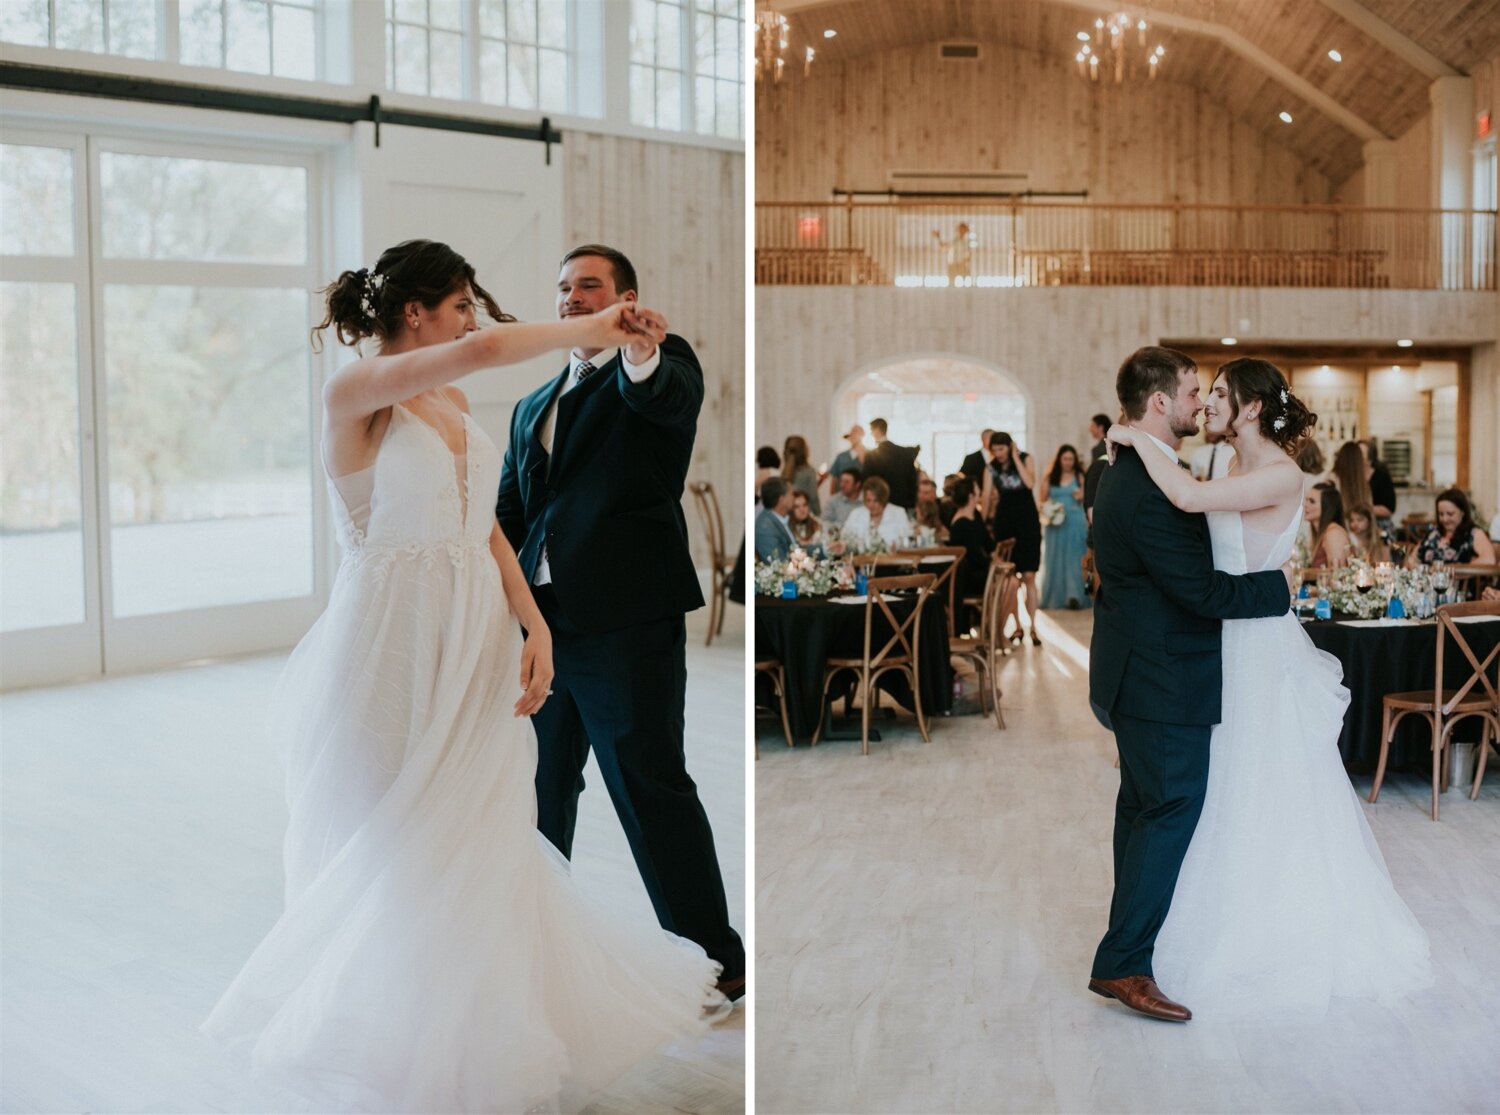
[1107,426,1302,515]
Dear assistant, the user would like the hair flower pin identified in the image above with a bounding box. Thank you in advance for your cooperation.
[359,268,383,320]
[1273,416,1288,431]
[1279,388,1290,404]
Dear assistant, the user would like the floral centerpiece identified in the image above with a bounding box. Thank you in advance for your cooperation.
[1321,558,1426,619]
[839,533,892,557]
[754,547,855,597]
[1039,499,1066,526]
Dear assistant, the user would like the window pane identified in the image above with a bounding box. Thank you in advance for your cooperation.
[656,1,680,69]
[629,63,654,127]
[100,154,307,264]
[693,4,713,74]
[716,0,738,15]
[226,0,272,74]
[538,47,567,112]
[272,3,317,79]
[430,28,462,99]
[180,0,224,67]
[109,0,158,57]
[394,23,429,93]
[694,74,713,135]
[0,282,86,632]
[394,0,426,23]
[506,0,535,43]
[657,68,681,130]
[716,76,739,138]
[103,285,314,617]
[479,0,504,36]
[479,38,507,104]
[507,43,537,109]
[1,144,75,257]
[55,0,106,52]
[0,0,48,47]
[537,0,565,48]
[430,0,462,30]
[715,13,738,79]
[629,0,653,63]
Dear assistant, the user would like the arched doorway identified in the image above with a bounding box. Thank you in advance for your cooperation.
[834,356,1031,482]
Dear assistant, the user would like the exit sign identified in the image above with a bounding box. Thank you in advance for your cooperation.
[1480,112,1492,139]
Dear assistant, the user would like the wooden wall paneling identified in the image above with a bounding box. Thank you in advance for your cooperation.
[565,132,745,579]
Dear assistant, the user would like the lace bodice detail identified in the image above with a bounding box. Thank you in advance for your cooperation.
[328,405,496,564]
[1207,503,1303,574]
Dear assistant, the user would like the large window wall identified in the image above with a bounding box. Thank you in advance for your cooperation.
[0,128,327,687]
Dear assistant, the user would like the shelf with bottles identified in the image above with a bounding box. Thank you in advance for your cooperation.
[1299,389,1366,454]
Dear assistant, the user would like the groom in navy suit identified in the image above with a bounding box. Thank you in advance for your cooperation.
[1087,346,1289,1021]
[496,245,745,996]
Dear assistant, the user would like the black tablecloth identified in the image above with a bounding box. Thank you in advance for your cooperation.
[1302,617,1500,769]
[755,592,953,740]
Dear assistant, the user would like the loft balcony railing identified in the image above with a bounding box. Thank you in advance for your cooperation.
[755,201,1498,291]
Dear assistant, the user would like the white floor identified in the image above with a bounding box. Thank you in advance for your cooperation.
[754,609,1500,1115]
[0,607,746,1115]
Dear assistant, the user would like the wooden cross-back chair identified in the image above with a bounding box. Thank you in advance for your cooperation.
[688,481,736,646]
[1369,600,1500,820]
[1448,565,1500,600]
[894,546,966,638]
[754,658,794,754]
[950,560,1016,730]
[810,573,936,755]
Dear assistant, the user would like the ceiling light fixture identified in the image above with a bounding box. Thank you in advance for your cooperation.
[1397,338,1413,347]
[1221,337,1237,345]
[823,28,836,38]
[1327,49,1342,62]
[1075,10,1163,83]
[1279,111,1293,123]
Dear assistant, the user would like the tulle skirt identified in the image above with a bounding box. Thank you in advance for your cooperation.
[202,549,723,1113]
[1153,611,1432,1017]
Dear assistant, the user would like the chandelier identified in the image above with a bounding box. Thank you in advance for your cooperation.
[755,9,814,83]
[1074,11,1165,83]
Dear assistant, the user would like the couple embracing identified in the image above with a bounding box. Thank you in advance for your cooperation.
[1088,346,1431,1021]
[202,240,742,1112]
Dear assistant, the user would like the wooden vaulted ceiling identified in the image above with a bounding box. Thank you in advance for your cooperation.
[762,0,1500,185]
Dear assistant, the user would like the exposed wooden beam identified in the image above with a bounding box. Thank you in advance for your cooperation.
[1315,0,1459,79]
[768,0,1390,142]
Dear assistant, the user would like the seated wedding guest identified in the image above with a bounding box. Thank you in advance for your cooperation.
[1411,488,1496,567]
[841,475,911,548]
[1346,503,1392,564]
[914,476,947,541]
[755,446,780,504]
[1296,439,1326,491]
[789,490,825,552]
[782,434,821,515]
[946,478,993,614]
[755,477,796,562]
[1360,439,1397,524]
[861,418,919,509]
[1304,481,1351,568]
[824,468,862,527]
[1331,441,1374,516]
[1088,413,1112,462]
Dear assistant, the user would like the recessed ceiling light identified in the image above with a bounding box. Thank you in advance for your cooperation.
[1221,337,1237,345]
[1327,49,1342,62]
[1279,111,1294,124]
[1397,338,1413,347]
[1077,31,1090,41]
[823,28,836,38]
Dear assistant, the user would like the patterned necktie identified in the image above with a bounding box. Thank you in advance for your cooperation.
[574,359,595,386]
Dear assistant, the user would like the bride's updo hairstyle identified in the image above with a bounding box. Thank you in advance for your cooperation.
[311,239,513,352]
[1218,357,1318,455]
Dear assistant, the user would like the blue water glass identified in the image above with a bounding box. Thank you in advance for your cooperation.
[1387,595,1406,619]
[855,570,868,595]
[781,579,798,599]
[1314,598,1332,620]
[1297,583,1310,599]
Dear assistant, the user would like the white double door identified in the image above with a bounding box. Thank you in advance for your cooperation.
[1,119,561,690]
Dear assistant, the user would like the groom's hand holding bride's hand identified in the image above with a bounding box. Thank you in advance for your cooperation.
[516,628,555,717]
[621,305,668,365]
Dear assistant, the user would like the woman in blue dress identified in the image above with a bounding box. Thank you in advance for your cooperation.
[1040,443,1090,609]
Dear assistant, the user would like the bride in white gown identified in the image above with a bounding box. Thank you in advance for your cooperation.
[1107,357,1432,1017]
[202,240,725,1113]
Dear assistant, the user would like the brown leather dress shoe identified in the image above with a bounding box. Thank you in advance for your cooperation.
[1088,975,1192,1022]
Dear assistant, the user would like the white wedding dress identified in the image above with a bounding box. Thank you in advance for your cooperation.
[1152,504,1433,1016]
[203,404,724,1113]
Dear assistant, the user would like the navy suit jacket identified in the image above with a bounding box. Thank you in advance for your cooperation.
[755,507,795,562]
[1088,446,1288,726]
[496,332,705,634]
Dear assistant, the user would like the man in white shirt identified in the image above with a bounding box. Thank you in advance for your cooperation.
[1189,429,1234,480]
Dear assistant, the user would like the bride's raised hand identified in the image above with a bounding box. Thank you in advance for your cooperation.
[515,628,555,717]
[581,301,650,351]
[1105,423,1135,465]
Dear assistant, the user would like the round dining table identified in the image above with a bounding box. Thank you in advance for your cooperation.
[1301,614,1500,770]
[755,589,953,742]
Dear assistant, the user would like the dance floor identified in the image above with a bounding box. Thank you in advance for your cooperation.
[0,608,746,1115]
[754,609,1500,1115]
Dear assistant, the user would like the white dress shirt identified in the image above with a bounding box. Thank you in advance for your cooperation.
[533,345,661,585]
[1190,440,1235,480]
